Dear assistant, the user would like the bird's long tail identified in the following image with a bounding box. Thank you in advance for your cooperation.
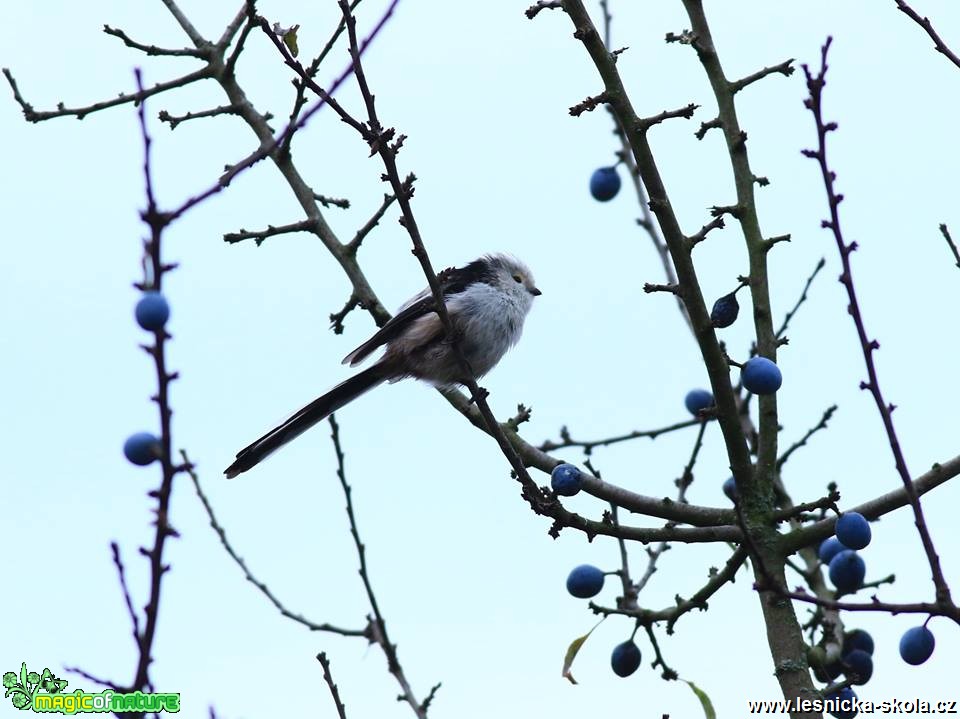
[224,363,390,478]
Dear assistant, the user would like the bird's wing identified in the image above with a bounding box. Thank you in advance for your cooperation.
[341,292,437,366]
[341,260,493,367]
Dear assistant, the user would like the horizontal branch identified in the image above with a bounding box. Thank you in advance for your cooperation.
[695,116,721,140]
[728,58,794,93]
[782,453,960,552]
[569,90,609,116]
[103,24,206,57]
[2,65,212,122]
[525,0,562,19]
[637,102,699,131]
[783,588,958,621]
[224,219,317,245]
[158,104,241,129]
[442,388,737,529]
[643,282,680,294]
[688,215,725,246]
[538,416,700,453]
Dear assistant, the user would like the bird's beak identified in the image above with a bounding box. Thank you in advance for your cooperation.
[530,287,542,296]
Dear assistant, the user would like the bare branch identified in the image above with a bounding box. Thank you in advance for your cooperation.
[539,417,700,454]
[695,116,721,140]
[895,0,960,71]
[776,405,837,470]
[330,294,361,335]
[158,0,208,48]
[783,453,960,553]
[183,451,367,637]
[158,104,241,129]
[103,24,206,57]
[637,103,699,131]
[525,0,563,19]
[939,223,960,269]
[775,256,826,339]
[110,542,142,648]
[223,219,317,245]
[3,66,213,123]
[328,416,436,718]
[347,190,402,254]
[728,59,795,93]
[688,215,725,246]
[569,91,609,116]
[802,39,954,607]
[316,653,349,719]
[591,547,749,633]
[643,282,680,294]
[315,193,351,210]
[130,69,182,694]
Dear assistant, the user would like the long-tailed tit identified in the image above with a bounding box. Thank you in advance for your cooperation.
[224,253,540,478]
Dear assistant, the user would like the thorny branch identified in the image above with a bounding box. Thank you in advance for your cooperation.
[803,37,954,609]
[939,223,960,269]
[328,416,438,718]
[184,450,367,637]
[895,0,960,71]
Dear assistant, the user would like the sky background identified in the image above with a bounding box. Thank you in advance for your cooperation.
[2,1,959,717]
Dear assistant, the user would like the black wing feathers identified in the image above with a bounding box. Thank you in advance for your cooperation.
[342,260,496,367]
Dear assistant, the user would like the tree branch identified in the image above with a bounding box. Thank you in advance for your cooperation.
[895,0,960,71]
[802,38,953,607]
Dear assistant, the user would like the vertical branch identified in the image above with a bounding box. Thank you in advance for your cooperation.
[328,416,437,718]
[599,0,690,331]
[131,68,181,696]
[678,0,782,490]
[802,40,952,607]
[557,0,755,496]
[333,0,551,513]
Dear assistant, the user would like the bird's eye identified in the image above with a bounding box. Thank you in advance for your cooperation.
[512,274,523,283]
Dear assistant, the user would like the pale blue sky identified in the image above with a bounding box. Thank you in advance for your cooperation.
[2,1,959,717]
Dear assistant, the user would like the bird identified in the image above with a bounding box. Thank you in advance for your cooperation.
[224,253,541,478]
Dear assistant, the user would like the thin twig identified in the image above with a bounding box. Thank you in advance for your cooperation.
[103,24,206,57]
[158,104,241,130]
[110,542,142,647]
[591,547,749,634]
[728,59,795,93]
[939,223,960,269]
[316,653,349,719]
[62,667,125,693]
[332,0,555,517]
[776,405,837,470]
[538,417,700,453]
[525,0,562,19]
[224,219,317,245]
[347,190,402,254]
[803,39,954,608]
[183,450,367,636]
[634,420,709,594]
[328,416,435,718]
[643,624,678,680]
[3,66,213,122]
[775,257,825,339]
[131,68,181,695]
[895,0,960,71]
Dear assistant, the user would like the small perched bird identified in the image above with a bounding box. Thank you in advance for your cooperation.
[224,253,540,478]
